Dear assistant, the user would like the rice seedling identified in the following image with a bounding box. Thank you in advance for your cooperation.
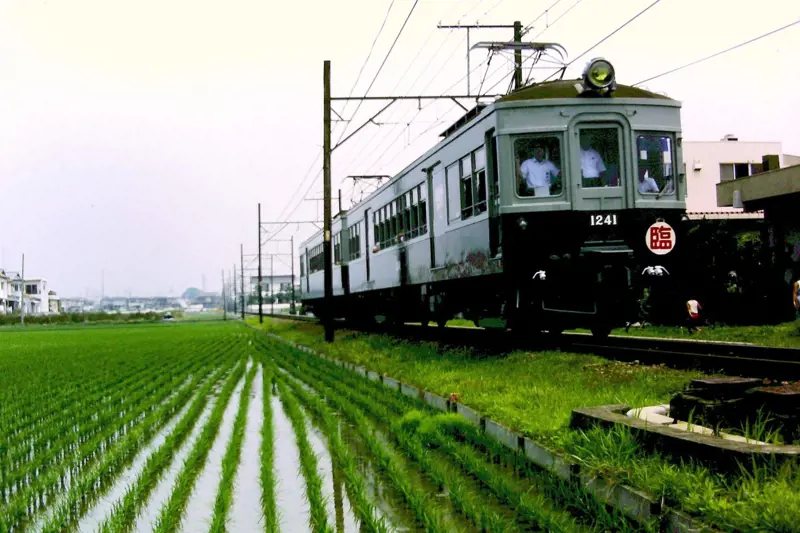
[95,362,238,533]
[259,364,279,533]
[276,379,335,533]
[208,362,258,533]
[150,359,247,533]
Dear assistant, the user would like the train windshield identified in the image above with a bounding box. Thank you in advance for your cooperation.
[514,135,563,197]
[578,127,621,188]
[636,134,675,195]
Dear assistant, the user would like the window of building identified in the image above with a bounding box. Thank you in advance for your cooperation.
[25,284,38,295]
[636,134,675,195]
[720,162,764,182]
[514,135,562,197]
[579,127,621,188]
[347,225,361,260]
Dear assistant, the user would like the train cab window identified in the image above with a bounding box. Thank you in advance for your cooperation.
[636,134,675,195]
[514,136,562,197]
[578,127,620,188]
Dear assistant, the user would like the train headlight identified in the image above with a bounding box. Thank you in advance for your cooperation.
[583,58,615,92]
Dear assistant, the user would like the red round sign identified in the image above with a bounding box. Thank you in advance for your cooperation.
[646,221,675,255]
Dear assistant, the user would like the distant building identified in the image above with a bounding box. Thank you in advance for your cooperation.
[0,270,10,314]
[249,274,296,298]
[684,135,799,214]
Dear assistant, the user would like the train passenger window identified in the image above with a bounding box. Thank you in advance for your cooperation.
[474,147,487,214]
[579,128,620,188]
[636,134,675,195]
[446,162,461,222]
[514,136,562,197]
[333,232,342,264]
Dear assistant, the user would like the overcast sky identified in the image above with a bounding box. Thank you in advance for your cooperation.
[1,0,797,297]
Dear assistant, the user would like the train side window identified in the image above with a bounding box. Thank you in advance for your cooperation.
[514,136,562,197]
[636,134,675,195]
[579,127,620,188]
[460,155,473,219]
[418,183,428,233]
[474,147,487,214]
[333,232,342,264]
[300,253,305,277]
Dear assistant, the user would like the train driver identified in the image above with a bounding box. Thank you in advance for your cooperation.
[579,135,607,188]
[638,170,660,193]
[520,147,560,197]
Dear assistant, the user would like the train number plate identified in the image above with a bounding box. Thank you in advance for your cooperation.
[589,214,617,226]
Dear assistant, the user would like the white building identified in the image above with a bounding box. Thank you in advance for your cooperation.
[249,274,296,298]
[4,276,54,315]
[0,271,10,314]
[683,135,800,214]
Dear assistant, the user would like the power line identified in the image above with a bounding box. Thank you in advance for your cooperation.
[633,18,800,86]
[335,0,397,131]
[334,0,421,147]
[566,0,663,68]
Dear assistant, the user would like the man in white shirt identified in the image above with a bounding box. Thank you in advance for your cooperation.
[638,170,660,193]
[580,137,606,187]
[519,147,560,197]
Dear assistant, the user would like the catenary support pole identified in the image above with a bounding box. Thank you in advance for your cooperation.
[240,244,245,320]
[233,265,237,314]
[323,60,334,342]
[270,255,274,316]
[514,20,523,90]
[290,235,296,314]
[258,203,263,324]
[222,269,227,320]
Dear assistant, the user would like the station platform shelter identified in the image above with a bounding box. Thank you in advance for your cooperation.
[717,159,800,322]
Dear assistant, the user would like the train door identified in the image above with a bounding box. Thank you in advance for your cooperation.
[486,131,501,257]
[364,208,371,281]
[427,162,446,268]
[572,121,628,211]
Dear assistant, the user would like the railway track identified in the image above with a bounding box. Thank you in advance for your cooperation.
[247,312,800,380]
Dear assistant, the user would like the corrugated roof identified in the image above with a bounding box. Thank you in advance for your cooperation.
[497,80,674,102]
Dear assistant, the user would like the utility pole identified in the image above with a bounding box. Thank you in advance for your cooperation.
[240,244,245,320]
[258,203,264,324]
[513,20,523,90]
[290,235,296,314]
[436,22,519,94]
[233,264,237,315]
[323,60,334,342]
[270,255,274,316]
[222,269,227,320]
[20,253,25,325]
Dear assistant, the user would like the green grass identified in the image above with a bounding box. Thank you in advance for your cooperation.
[249,318,701,439]
[252,318,800,532]
[594,321,800,348]
[422,315,800,349]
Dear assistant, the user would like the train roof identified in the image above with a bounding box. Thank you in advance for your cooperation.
[497,79,675,102]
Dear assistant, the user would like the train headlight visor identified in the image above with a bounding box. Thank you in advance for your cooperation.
[583,58,615,90]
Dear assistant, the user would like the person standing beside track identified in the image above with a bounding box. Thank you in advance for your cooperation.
[686,298,702,333]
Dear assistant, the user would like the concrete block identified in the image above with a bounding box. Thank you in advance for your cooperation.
[401,383,420,400]
[672,422,715,436]
[456,404,481,427]
[580,474,659,523]
[383,377,401,391]
[353,365,366,376]
[424,391,449,412]
[484,419,520,452]
[663,508,712,532]
[366,371,381,382]
[523,438,576,481]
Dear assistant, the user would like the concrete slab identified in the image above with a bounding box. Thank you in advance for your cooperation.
[423,391,449,412]
[484,419,520,452]
[580,474,659,523]
[366,371,380,382]
[401,383,421,400]
[456,404,481,427]
[672,422,715,436]
[382,377,401,391]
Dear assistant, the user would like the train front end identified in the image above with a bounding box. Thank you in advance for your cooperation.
[495,59,686,336]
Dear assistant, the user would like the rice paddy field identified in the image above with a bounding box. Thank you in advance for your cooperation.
[4,319,800,533]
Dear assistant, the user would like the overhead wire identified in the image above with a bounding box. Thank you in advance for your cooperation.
[633,17,800,86]
[334,0,421,148]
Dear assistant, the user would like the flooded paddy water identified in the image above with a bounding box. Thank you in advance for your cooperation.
[1,324,604,533]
